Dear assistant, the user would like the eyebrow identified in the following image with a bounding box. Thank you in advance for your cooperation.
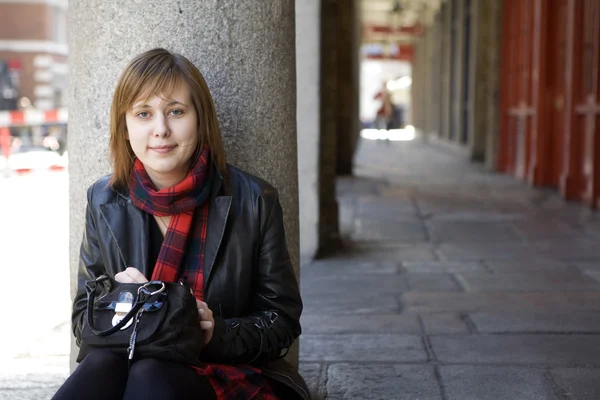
[132,100,189,109]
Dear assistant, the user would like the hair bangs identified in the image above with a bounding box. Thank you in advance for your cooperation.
[125,66,184,112]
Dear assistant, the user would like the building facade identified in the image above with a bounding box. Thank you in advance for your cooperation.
[0,0,68,111]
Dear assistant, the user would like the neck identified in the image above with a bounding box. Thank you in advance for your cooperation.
[146,169,187,190]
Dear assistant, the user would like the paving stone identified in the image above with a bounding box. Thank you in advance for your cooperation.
[428,221,522,243]
[300,314,421,334]
[575,261,600,272]
[427,210,527,222]
[379,187,417,198]
[469,312,600,333]
[456,272,600,292]
[299,363,325,400]
[550,368,600,400]
[430,335,600,366]
[511,220,583,241]
[0,374,66,389]
[402,261,487,274]
[403,292,600,313]
[534,239,600,260]
[406,273,463,292]
[440,366,559,400]
[300,275,408,296]
[437,243,543,261]
[300,334,427,362]
[336,176,387,197]
[485,259,576,273]
[352,219,428,242]
[340,243,437,262]
[415,197,503,216]
[584,270,600,284]
[356,196,417,215]
[302,260,401,278]
[420,313,470,334]
[0,386,63,400]
[303,293,401,315]
[326,364,441,400]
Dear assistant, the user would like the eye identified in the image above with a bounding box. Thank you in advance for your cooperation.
[170,109,183,116]
[137,111,150,119]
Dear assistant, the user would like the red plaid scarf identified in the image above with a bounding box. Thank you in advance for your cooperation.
[128,149,278,400]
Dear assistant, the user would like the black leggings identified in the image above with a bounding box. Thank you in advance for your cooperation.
[52,350,217,400]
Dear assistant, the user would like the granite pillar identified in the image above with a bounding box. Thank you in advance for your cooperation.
[296,0,321,261]
[68,0,299,368]
[317,0,342,256]
[335,0,359,176]
[450,0,466,145]
[484,0,503,171]
[440,2,453,140]
[470,0,489,161]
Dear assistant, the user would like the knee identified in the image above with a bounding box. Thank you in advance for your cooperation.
[79,350,126,371]
[128,358,164,383]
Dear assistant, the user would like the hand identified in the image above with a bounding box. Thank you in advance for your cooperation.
[193,292,214,345]
[114,267,149,284]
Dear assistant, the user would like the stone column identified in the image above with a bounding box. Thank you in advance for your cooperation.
[440,2,452,140]
[484,0,503,171]
[430,13,444,137]
[413,37,427,132]
[296,0,321,260]
[335,0,359,176]
[470,0,488,161]
[69,0,299,368]
[317,0,341,256]
[450,0,466,145]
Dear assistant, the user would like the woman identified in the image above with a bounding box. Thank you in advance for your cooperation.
[52,48,310,400]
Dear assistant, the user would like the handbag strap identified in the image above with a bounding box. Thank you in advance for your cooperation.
[85,275,166,336]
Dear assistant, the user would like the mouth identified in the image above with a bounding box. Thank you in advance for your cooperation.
[149,145,176,154]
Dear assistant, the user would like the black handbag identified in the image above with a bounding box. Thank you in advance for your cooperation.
[76,274,205,366]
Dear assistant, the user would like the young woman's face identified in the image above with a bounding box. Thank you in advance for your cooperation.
[126,82,198,188]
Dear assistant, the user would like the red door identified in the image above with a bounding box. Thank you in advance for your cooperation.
[499,0,537,178]
[560,0,600,207]
[580,0,600,207]
[529,0,567,187]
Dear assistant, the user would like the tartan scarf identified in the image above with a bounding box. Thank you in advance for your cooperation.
[129,148,212,298]
[128,150,278,399]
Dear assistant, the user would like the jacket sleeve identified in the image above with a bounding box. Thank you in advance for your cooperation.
[71,183,107,345]
[200,191,303,365]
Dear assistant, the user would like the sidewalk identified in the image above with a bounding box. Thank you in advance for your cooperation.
[298,136,600,400]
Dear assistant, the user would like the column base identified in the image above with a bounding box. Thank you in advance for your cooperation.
[560,172,586,201]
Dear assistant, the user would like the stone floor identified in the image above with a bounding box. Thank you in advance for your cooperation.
[298,136,600,400]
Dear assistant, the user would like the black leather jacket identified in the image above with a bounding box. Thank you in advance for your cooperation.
[72,165,310,400]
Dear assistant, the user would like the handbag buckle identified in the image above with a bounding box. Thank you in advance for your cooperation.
[138,281,166,297]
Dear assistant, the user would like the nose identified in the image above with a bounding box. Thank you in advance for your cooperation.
[153,115,170,138]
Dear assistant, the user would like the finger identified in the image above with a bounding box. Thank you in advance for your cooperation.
[200,321,213,330]
[125,267,148,283]
[114,272,135,283]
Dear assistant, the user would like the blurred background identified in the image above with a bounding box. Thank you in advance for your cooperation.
[0,0,71,396]
[2,0,600,398]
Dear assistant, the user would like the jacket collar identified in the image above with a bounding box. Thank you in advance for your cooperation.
[100,163,231,287]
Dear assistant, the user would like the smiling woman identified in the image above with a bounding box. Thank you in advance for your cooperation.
[52,48,310,400]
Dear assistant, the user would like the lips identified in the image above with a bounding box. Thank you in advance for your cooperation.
[149,145,176,154]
